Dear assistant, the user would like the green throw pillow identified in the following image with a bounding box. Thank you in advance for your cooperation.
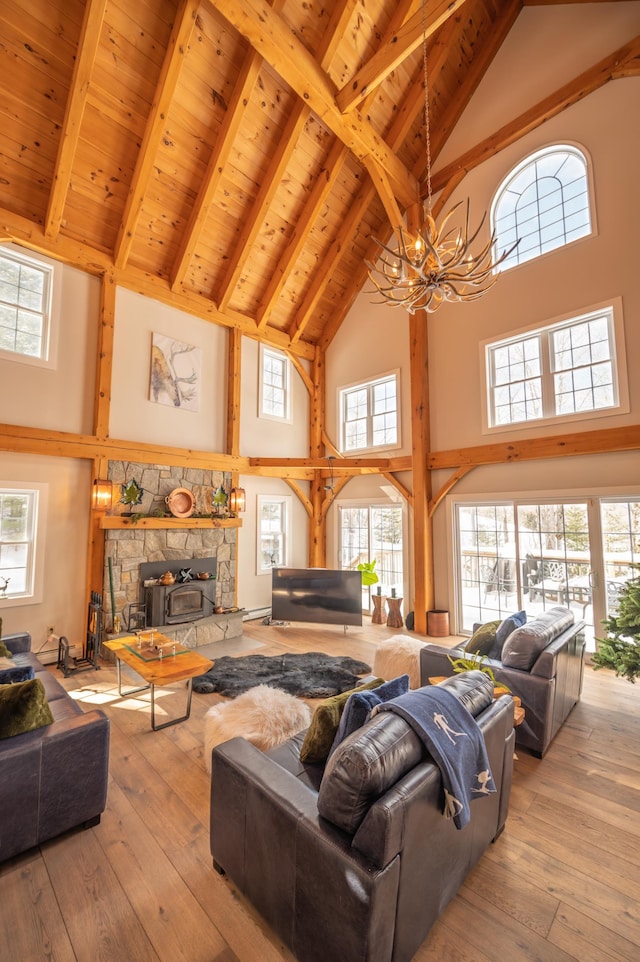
[464,620,500,657]
[300,677,384,765]
[0,677,54,739]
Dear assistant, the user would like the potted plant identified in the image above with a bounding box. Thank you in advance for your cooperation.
[357,559,379,588]
[592,572,640,683]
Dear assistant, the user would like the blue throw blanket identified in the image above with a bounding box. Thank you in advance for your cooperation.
[375,686,495,829]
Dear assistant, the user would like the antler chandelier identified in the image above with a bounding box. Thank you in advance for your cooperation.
[367,3,517,314]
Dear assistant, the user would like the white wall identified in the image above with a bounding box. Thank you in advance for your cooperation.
[237,338,311,612]
[0,249,99,434]
[0,452,90,648]
[109,287,228,451]
[235,474,310,615]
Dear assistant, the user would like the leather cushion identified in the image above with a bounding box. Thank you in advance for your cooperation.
[299,677,384,764]
[501,606,574,670]
[0,664,35,685]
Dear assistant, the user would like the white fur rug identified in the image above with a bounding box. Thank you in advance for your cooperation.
[204,684,312,773]
[373,634,426,689]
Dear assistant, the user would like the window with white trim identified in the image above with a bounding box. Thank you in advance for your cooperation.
[0,247,54,364]
[257,495,291,573]
[484,301,628,430]
[0,487,38,601]
[492,145,592,271]
[339,372,399,453]
[259,345,291,421]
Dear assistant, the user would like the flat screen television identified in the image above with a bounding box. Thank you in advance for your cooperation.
[271,567,363,626]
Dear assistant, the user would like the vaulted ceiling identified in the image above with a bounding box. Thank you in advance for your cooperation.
[0,0,636,358]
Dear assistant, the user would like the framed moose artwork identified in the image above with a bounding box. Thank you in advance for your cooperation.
[149,332,201,412]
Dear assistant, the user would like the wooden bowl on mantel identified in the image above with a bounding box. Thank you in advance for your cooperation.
[165,487,195,518]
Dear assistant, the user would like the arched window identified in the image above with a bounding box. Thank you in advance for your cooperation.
[491,145,592,271]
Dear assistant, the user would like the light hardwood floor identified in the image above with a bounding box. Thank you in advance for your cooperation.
[1,620,639,962]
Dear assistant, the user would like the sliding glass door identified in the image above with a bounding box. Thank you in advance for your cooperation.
[454,496,640,651]
[338,504,404,611]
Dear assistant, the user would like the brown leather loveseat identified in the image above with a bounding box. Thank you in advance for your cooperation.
[210,671,515,962]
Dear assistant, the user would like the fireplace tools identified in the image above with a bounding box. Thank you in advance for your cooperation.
[57,591,103,678]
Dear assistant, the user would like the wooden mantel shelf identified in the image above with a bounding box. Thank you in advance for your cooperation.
[99,516,242,530]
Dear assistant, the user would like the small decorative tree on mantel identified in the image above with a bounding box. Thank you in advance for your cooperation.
[592,572,640,683]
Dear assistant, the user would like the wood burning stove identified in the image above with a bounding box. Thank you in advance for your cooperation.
[139,558,217,628]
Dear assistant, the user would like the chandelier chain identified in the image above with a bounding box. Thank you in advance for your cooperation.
[365,0,520,313]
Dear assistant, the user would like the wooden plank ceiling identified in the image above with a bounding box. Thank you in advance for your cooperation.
[0,0,604,352]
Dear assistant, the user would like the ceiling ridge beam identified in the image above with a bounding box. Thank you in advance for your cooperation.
[114,0,199,270]
[209,0,419,209]
[336,0,469,114]
[45,0,108,239]
[429,34,640,194]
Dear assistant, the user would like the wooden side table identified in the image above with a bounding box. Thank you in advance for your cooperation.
[386,596,404,629]
[371,594,386,624]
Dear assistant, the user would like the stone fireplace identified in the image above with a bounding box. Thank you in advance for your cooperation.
[102,460,242,647]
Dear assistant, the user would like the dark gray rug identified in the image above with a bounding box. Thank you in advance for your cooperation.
[192,651,372,698]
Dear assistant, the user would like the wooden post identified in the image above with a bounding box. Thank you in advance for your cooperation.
[409,311,434,635]
[86,274,116,622]
[226,327,242,607]
[309,346,325,567]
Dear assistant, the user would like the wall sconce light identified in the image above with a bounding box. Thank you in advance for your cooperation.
[229,487,246,514]
[92,479,113,511]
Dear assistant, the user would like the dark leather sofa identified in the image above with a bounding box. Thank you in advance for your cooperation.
[210,671,515,962]
[0,631,110,862]
[420,607,586,757]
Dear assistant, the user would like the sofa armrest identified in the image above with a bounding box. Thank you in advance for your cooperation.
[530,621,585,677]
[39,709,110,843]
[3,631,32,654]
[0,708,109,861]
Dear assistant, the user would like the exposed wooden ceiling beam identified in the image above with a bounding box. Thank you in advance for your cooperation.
[114,0,198,269]
[249,455,414,472]
[428,424,640,470]
[256,139,350,330]
[209,0,420,209]
[257,0,416,332]
[217,0,353,311]
[169,46,264,291]
[336,0,469,114]
[0,204,316,360]
[45,0,108,238]
[429,34,640,194]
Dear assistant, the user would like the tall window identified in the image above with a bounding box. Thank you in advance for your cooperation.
[338,503,404,609]
[257,495,291,573]
[0,247,54,364]
[0,488,38,600]
[339,372,399,453]
[492,145,592,271]
[259,345,291,421]
[484,301,627,429]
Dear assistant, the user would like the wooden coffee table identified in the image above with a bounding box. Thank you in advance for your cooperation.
[104,632,213,731]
